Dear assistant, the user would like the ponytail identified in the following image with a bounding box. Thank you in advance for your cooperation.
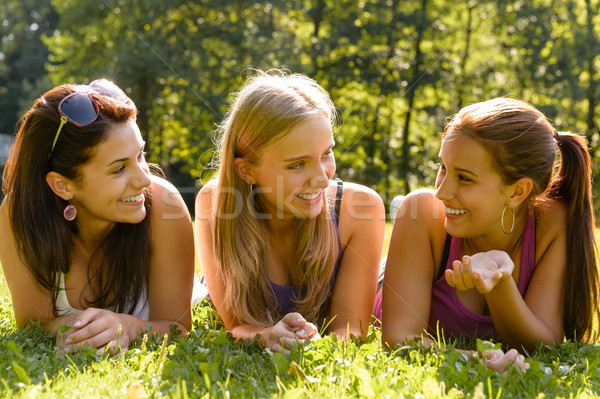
[548,132,598,341]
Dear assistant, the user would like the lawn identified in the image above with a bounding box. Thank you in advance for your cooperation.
[1,225,600,397]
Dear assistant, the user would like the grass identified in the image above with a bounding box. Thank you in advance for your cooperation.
[2,226,600,397]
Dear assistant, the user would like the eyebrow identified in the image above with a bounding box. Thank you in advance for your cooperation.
[107,142,145,166]
[455,167,478,177]
[283,144,334,162]
[438,155,478,177]
[107,157,129,166]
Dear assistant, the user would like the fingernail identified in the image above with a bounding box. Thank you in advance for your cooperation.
[74,320,82,327]
[296,317,305,323]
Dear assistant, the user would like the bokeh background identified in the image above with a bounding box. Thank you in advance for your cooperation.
[1,0,599,215]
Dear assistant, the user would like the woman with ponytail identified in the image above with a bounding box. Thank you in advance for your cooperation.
[195,71,384,352]
[0,80,198,354]
[377,98,598,371]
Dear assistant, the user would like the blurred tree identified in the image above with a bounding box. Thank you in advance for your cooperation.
[12,0,597,213]
[0,0,57,134]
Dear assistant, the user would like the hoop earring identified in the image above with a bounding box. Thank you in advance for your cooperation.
[63,201,77,221]
[501,205,514,234]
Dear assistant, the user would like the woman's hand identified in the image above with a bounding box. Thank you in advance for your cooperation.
[265,312,319,353]
[446,250,514,294]
[478,344,529,373]
[56,308,136,355]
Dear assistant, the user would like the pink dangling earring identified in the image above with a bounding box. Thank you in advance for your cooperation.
[63,201,77,221]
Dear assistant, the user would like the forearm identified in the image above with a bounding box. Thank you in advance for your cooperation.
[486,280,560,350]
[231,324,272,346]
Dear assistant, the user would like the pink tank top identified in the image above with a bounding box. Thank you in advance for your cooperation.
[427,215,536,338]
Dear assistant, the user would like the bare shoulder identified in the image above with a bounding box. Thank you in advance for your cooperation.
[535,197,568,248]
[334,180,383,210]
[391,188,447,256]
[396,188,444,224]
[332,180,384,223]
[337,180,382,200]
[148,175,191,222]
[195,179,218,216]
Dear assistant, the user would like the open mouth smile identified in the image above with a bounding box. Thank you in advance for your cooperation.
[445,206,468,215]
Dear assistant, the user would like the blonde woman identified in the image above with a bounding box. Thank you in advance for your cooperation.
[195,71,385,351]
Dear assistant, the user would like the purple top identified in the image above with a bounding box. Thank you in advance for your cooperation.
[428,214,536,338]
[269,209,343,321]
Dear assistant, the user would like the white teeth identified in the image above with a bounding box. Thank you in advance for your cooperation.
[296,192,320,200]
[445,206,468,215]
[121,194,143,202]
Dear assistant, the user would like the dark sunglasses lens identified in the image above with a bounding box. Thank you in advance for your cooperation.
[60,95,98,126]
[89,79,129,102]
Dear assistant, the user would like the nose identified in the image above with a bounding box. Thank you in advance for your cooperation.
[133,160,152,189]
[435,172,453,201]
[311,164,332,189]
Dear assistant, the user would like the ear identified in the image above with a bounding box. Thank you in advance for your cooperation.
[507,177,533,207]
[234,157,255,185]
[45,171,75,201]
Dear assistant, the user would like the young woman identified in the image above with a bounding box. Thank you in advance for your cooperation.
[0,79,197,354]
[195,71,385,352]
[377,98,598,371]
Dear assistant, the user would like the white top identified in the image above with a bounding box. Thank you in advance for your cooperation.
[55,274,207,321]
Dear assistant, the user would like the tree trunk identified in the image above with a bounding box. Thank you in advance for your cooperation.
[585,0,597,155]
[457,1,474,110]
[400,0,428,194]
[136,76,150,154]
[308,0,326,74]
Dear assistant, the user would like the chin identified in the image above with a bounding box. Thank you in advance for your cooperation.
[123,210,147,224]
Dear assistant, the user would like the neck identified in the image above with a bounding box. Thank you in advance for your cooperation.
[73,218,116,252]
[464,208,530,256]
[266,215,296,236]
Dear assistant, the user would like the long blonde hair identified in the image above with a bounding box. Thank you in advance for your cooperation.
[213,71,340,326]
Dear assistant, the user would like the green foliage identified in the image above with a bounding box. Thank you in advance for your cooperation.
[0,0,58,133]
[3,283,600,397]
[2,0,600,210]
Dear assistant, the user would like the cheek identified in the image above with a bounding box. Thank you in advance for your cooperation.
[325,159,336,178]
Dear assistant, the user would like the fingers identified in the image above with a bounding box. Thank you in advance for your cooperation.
[58,310,128,354]
[71,307,104,330]
[461,256,475,289]
[448,258,475,291]
[504,348,529,372]
[269,320,319,353]
[482,348,529,373]
[298,322,318,339]
[280,312,307,329]
[444,269,456,287]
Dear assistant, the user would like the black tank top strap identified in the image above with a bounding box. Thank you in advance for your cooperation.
[334,178,343,226]
[437,233,452,281]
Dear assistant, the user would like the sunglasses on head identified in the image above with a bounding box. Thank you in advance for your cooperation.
[49,79,130,156]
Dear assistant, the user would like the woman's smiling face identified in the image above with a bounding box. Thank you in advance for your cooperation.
[248,117,336,220]
[435,130,512,238]
[69,119,151,231]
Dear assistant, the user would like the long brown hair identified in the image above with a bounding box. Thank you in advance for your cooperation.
[212,71,340,326]
[2,83,153,316]
[445,97,598,341]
